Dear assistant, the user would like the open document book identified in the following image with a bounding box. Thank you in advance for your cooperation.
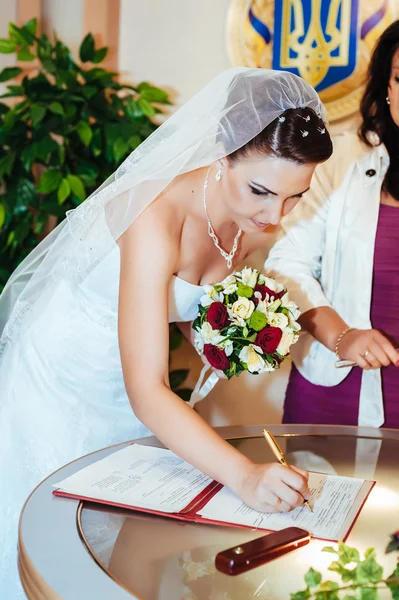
[53,444,374,542]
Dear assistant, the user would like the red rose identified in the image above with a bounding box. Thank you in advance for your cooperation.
[255,327,283,354]
[203,344,230,371]
[207,302,229,330]
[255,284,285,301]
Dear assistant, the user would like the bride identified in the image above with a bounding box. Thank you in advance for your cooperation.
[0,67,332,596]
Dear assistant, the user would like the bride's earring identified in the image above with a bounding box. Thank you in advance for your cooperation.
[215,168,222,182]
[386,96,391,105]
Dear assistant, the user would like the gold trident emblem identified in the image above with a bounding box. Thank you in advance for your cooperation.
[280,0,351,88]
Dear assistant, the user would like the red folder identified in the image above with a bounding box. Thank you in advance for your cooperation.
[53,477,375,543]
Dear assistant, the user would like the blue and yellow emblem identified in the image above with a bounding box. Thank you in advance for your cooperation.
[227,0,397,121]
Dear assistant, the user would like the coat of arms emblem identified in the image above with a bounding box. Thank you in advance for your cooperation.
[227,0,398,121]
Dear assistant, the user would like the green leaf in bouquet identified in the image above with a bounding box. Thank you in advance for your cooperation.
[248,310,267,332]
[236,282,254,298]
[213,284,224,292]
[268,298,282,313]
[243,326,249,337]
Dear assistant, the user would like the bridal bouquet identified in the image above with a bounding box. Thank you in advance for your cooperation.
[193,268,300,380]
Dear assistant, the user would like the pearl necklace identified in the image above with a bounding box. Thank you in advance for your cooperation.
[203,167,242,269]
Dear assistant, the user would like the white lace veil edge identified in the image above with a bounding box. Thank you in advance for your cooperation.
[0,67,327,342]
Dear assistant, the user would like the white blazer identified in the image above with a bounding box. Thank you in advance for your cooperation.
[265,131,390,427]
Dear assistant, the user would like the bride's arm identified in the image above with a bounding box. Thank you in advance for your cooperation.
[118,211,309,514]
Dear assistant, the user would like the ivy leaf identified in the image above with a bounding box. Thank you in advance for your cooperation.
[17,47,35,61]
[66,174,85,202]
[0,67,22,82]
[359,588,378,600]
[290,590,311,600]
[76,120,93,146]
[305,567,322,588]
[355,557,384,584]
[386,563,399,597]
[57,178,71,204]
[49,101,64,116]
[36,169,63,193]
[31,104,46,127]
[338,542,360,565]
[80,33,95,62]
[0,39,16,54]
[82,85,97,100]
[14,220,31,243]
[93,47,108,64]
[137,97,156,118]
[169,369,189,390]
[126,97,143,119]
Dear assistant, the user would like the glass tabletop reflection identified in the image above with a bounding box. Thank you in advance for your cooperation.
[79,433,399,599]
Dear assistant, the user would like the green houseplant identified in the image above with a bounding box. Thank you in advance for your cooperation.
[0,18,169,289]
[0,18,191,399]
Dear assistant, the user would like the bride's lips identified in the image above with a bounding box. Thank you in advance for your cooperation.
[251,218,269,229]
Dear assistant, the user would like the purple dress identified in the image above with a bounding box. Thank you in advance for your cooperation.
[284,203,399,428]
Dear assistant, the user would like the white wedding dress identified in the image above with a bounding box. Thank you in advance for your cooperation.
[0,244,204,598]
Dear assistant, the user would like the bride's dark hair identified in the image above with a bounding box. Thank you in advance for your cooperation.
[228,106,332,165]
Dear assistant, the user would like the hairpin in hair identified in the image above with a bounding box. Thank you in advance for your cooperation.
[317,127,326,134]
[298,114,311,122]
[278,116,286,123]
[301,130,309,137]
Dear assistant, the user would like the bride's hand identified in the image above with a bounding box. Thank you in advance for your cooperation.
[236,462,310,513]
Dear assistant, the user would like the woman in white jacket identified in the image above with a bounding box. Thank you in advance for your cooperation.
[265,21,399,428]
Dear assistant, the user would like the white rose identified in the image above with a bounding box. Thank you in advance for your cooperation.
[267,311,289,329]
[276,330,295,356]
[239,344,266,373]
[231,297,255,320]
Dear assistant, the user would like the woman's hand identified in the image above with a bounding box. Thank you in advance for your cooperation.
[235,462,309,513]
[338,328,399,370]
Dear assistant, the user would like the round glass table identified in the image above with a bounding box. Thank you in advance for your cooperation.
[18,425,399,599]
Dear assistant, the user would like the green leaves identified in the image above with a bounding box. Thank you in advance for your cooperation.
[57,178,71,204]
[80,33,95,62]
[0,39,16,54]
[293,542,399,599]
[305,568,322,588]
[30,103,46,127]
[0,18,169,294]
[0,67,22,82]
[76,120,93,146]
[49,101,64,116]
[37,169,63,193]
[66,174,85,202]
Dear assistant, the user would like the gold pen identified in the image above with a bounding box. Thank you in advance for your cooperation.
[262,429,313,512]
